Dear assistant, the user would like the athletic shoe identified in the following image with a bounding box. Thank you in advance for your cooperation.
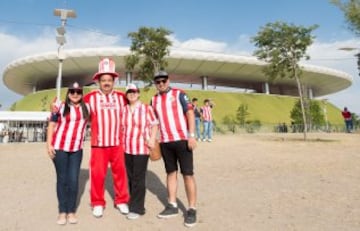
[92,206,103,218]
[117,203,129,214]
[126,212,140,220]
[157,204,179,218]
[184,208,197,227]
[207,139,212,142]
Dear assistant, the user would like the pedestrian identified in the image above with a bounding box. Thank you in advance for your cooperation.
[201,99,214,142]
[47,82,90,225]
[192,98,202,141]
[341,107,353,133]
[151,70,198,227]
[84,58,130,218]
[121,83,159,220]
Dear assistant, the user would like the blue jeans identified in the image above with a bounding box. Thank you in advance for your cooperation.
[53,149,83,213]
[202,120,213,140]
[195,117,201,139]
[345,120,353,133]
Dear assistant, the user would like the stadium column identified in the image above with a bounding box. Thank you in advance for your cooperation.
[262,82,270,94]
[308,88,313,99]
[201,76,208,90]
[125,71,132,86]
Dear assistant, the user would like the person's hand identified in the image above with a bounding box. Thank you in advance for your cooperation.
[147,139,155,149]
[47,144,56,159]
[50,97,60,113]
[188,137,197,150]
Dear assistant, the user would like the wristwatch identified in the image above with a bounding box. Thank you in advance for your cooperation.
[189,133,195,138]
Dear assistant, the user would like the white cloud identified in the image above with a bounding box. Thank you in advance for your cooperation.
[169,35,227,53]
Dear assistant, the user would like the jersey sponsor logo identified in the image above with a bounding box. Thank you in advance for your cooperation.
[100,102,117,109]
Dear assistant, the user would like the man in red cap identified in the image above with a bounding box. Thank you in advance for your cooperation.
[84,58,129,218]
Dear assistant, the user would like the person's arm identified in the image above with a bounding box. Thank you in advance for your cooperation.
[179,92,197,150]
[46,121,56,159]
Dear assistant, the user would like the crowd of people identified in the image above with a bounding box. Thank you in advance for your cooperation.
[46,58,198,228]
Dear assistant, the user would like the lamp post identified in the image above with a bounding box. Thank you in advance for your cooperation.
[53,9,76,101]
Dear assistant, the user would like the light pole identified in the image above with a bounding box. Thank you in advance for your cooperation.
[53,9,76,101]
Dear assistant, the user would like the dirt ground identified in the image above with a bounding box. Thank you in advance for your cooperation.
[1,132,360,231]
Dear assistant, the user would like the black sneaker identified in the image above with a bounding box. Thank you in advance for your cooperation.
[157,204,179,218]
[184,208,197,228]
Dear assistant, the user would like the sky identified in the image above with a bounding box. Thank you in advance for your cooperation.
[1,0,360,113]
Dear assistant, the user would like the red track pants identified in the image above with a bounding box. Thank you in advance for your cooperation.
[90,146,129,207]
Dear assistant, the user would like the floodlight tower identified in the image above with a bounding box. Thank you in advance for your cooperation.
[53,9,76,101]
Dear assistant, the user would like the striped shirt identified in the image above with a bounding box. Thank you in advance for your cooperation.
[51,103,89,152]
[201,105,212,121]
[151,88,193,143]
[84,89,126,147]
[121,102,158,155]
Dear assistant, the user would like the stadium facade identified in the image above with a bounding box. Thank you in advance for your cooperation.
[2,47,353,98]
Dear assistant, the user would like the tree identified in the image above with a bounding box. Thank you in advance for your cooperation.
[332,0,360,75]
[125,27,172,85]
[236,103,249,128]
[331,0,360,36]
[251,21,318,140]
[290,99,325,131]
[222,115,237,133]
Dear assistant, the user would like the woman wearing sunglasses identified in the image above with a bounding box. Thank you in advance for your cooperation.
[46,82,90,225]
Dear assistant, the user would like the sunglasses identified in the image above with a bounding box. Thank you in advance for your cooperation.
[69,89,83,95]
[126,89,139,94]
[155,79,168,85]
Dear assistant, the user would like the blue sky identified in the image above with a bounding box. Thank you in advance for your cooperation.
[1,0,360,114]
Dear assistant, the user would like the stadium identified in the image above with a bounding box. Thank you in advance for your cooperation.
[2,47,353,97]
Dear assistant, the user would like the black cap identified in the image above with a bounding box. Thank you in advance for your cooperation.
[154,70,169,80]
[68,82,82,90]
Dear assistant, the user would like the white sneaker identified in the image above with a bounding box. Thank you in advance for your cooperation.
[126,212,140,220]
[117,203,129,214]
[92,206,103,218]
[207,139,212,142]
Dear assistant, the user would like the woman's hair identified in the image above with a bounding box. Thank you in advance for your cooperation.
[62,90,89,119]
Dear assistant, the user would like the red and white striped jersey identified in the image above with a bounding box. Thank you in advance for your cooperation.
[201,105,212,121]
[151,88,193,143]
[121,102,158,155]
[84,89,126,147]
[51,103,89,152]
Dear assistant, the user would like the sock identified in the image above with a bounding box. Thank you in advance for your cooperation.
[169,202,178,208]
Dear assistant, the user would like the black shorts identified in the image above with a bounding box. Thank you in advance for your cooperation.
[160,140,194,175]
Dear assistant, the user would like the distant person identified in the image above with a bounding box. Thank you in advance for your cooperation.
[47,82,90,225]
[200,99,214,142]
[121,83,158,220]
[341,107,353,133]
[151,71,198,227]
[192,98,201,141]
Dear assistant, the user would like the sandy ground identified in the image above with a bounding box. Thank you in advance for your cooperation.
[1,132,360,231]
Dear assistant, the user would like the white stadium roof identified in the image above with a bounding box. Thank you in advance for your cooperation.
[2,47,353,97]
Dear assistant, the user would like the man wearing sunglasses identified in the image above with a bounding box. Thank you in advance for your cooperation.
[151,71,198,227]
